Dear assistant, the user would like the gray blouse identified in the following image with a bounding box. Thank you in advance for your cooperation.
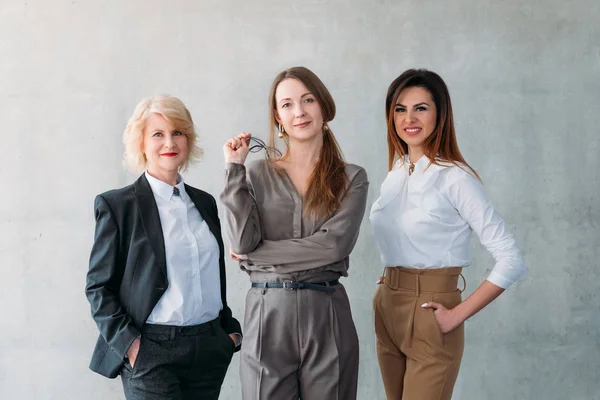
[220,160,369,283]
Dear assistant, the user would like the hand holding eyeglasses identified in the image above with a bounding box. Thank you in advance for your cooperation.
[224,133,281,164]
[224,132,252,164]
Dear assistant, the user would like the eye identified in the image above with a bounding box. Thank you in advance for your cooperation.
[303,97,314,103]
[394,107,405,113]
[152,132,163,137]
[173,131,183,136]
[416,106,427,111]
[281,102,291,108]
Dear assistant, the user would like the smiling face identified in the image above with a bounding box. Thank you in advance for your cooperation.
[393,86,437,159]
[274,78,325,143]
[142,113,189,181]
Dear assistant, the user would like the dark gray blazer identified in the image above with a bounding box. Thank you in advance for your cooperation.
[85,174,241,378]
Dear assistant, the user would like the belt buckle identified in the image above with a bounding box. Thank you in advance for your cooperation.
[282,280,298,290]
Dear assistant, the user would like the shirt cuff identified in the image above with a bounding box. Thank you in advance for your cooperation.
[486,271,512,289]
[225,162,246,170]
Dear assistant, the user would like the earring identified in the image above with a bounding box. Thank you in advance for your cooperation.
[278,124,285,139]
[323,122,329,132]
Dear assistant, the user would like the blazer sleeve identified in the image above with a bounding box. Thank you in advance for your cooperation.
[85,195,140,360]
[210,195,242,341]
[244,167,369,273]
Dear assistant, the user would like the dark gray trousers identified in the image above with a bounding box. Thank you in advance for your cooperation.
[120,318,235,400]
[240,283,359,400]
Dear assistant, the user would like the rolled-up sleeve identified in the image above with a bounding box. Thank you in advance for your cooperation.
[447,175,526,289]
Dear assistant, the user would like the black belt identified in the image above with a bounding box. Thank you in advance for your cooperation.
[251,279,339,293]
[142,317,220,339]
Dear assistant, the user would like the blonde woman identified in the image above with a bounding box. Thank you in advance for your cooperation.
[85,95,241,400]
[221,67,369,400]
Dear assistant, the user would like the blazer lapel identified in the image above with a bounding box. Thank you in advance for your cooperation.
[185,185,223,250]
[133,174,168,278]
[185,185,229,311]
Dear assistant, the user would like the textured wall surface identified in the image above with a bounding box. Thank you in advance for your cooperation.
[1,0,598,398]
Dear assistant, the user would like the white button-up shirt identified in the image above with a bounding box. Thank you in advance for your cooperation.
[145,172,223,325]
[369,155,525,289]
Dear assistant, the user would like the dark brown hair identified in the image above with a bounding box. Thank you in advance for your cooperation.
[268,66,349,218]
[385,69,480,180]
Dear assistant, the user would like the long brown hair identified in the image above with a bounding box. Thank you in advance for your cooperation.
[385,69,480,180]
[268,66,349,219]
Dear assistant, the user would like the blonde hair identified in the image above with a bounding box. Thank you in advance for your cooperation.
[122,95,203,173]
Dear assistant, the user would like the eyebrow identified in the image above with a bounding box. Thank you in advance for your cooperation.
[151,129,181,134]
[395,102,430,108]
[278,92,313,103]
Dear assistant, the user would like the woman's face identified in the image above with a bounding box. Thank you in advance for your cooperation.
[275,78,325,143]
[393,86,437,155]
[142,113,189,177]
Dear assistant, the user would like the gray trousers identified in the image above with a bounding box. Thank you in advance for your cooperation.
[240,282,359,400]
[120,318,235,400]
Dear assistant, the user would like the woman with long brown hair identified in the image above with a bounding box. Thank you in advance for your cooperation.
[370,69,526,399]
[220,66,368,400]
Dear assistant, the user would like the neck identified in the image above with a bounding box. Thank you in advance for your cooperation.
[146,168,178,186]
[285,136,323,169]
[407,146,424,164]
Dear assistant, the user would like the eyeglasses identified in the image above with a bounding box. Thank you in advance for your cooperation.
[248,136,282,157]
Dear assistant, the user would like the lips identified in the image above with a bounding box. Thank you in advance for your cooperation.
[294,121,311,128]
[404,127,421,136]
[161,152,178,157]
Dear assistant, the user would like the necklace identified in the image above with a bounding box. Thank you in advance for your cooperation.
[408,162,415,176]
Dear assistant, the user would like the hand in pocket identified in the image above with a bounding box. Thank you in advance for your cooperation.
[126,338,141,367]
[421,301,463,334]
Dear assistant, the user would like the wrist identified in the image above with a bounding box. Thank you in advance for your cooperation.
[226,157,245,165]
[451,303,469,324]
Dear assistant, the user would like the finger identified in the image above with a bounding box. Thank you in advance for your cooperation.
[242,132,252,145]
[226,139,238,150]
[235,134,250,149]
[421,301,444,310]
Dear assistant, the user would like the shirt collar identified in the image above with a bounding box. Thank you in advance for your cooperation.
[145,171,186,201]
[404,154,448,176]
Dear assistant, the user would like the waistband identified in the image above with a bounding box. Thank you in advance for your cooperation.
[248,270,342,283]
[385,266,465,296]
[251,279,339,293]
[142,317,220,338]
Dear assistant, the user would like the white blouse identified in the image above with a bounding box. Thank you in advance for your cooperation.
[369,155,525,289]
[144,172,223,326]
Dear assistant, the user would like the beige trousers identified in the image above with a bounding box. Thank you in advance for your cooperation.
[374,267,465,400]
[240,282,359,400]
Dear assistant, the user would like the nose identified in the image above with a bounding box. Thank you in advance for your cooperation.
[164,135,176,149]
[293,103,306,118]
[405,110,415,123]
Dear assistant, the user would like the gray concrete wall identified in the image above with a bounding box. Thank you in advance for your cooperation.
[1,0,598,398]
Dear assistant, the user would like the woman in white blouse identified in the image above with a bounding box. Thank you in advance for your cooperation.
[370,69,526,400]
